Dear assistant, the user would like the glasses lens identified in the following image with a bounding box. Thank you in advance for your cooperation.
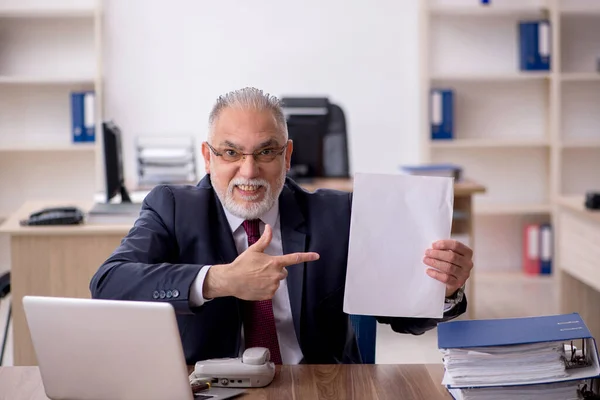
[221,150,241,162]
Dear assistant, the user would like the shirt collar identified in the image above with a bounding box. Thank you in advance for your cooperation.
[222,200,279,233]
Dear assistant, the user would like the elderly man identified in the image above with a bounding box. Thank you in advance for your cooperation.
[90,87,472,365]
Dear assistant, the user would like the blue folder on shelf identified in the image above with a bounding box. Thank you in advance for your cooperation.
[540,223,553,275]
[438,313,600,389]
[71,91,96,143]
[430,89,454,140]
[519,20,551,71]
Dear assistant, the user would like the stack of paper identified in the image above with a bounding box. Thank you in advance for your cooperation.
[442,342,568,387]
[449,380,584,400]
[136,136,197,186]
[438,313,600,399]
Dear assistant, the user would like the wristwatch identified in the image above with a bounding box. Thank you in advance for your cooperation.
[444,285,465,307]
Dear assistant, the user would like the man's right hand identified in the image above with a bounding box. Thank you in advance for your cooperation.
[202,224,320,301]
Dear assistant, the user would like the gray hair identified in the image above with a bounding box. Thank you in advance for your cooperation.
[207,87,288,141]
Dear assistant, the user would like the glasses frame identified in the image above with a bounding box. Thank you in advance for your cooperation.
[205,141,288,163]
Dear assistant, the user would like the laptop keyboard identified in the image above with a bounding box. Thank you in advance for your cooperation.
[193,394,214,399]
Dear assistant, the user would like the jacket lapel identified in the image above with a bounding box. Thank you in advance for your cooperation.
[279,184,307,345]
[200,175,238,264]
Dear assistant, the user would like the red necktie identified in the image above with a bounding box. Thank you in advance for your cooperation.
[241,219,283,364]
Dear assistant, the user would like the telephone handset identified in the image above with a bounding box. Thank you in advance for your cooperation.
[20,206,84,226]
[189,347,276,389]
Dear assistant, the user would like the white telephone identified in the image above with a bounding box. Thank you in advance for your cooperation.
[189,347,276,388]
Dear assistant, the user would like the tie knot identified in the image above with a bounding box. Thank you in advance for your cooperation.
[242,219,261,245]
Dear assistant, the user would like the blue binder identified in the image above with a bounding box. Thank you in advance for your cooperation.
[439,313,592,350]
[71,91,95,143]
[519,20,551,71]
[540,223,553,275]
[438,313,600,388]
[430,89,454,140]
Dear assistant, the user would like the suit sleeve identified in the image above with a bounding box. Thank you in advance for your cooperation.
[89,185,204,314]
[375,296,467,335]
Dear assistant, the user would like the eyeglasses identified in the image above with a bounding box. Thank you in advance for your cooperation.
[206,142,287,163]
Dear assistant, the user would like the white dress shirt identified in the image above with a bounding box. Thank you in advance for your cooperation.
[189,201,304,364]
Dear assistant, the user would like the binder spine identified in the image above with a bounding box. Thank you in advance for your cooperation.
[71,91,96,143]
[523,224,540,275]
[519,21,551,71]
[431,89,454,140]
[71,92,84,143]
[83,92,95,142]
[540,224,552,275]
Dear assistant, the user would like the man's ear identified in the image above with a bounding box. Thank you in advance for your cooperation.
[285,140,293,171]
[201,142,211,174]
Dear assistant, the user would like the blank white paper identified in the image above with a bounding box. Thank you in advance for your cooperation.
[343,173,454,318]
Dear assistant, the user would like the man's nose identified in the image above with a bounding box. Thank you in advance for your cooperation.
[238,155,260,178]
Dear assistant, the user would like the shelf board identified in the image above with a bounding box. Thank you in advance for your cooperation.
[431,72,550,83]
[475,203,552,216]
[0,143,96,152]
[561,139,600,149]
[0,75,94,85]
[560,9,600,16]
[430,5,547,17]
[431,138,550,149]
[0,8,94,18]
[560,73,600,82]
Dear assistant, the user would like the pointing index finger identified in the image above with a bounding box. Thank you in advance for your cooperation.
[275,252,320,268]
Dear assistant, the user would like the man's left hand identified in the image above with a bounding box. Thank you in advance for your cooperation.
[423,240,473,298]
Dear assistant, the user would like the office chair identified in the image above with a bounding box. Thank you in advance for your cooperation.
[0,271,10,366]
[349,314,377,364]
[281,97,351,178]
[323,103,350,178]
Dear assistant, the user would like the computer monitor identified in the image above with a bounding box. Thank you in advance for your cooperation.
[102,121,131,203]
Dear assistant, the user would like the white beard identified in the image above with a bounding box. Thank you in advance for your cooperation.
[214,171,287,220]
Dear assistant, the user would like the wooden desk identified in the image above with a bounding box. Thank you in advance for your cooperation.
[0,178,485,366]
[556,196,600,339]
[0,364,451,400]
[0,200,130,366]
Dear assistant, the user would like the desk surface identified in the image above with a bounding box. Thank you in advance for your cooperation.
[557,195,600,222]
[0,178,485,236]
[300,178,485,196]
[0,364,451,400]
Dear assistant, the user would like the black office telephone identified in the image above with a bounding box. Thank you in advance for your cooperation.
[20,206,85,226]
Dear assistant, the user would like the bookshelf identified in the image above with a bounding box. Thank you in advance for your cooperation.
[421,0,600,274]
[0,0,102,271]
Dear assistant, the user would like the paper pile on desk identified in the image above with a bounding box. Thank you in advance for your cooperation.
[342,172,454,319]
[448,380,583,400]
[438,313,600,399]
[442,342,569,387]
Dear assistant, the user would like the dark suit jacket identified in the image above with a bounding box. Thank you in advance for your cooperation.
[89,175,466,364]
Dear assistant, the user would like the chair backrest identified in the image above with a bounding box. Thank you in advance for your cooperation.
[281,97,350,178]
[322,103,350,178]
[0,272,10,299]
[349,314,377,364]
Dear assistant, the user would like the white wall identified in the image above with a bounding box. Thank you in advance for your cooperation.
[102,0,421,188]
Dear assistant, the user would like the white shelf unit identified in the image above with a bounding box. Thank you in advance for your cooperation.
[422,0,600,273]
[422,0,555,273]
[558,1,600,199]
[0,0,102,270]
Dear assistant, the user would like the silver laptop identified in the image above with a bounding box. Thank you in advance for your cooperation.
[23,296,245,400]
